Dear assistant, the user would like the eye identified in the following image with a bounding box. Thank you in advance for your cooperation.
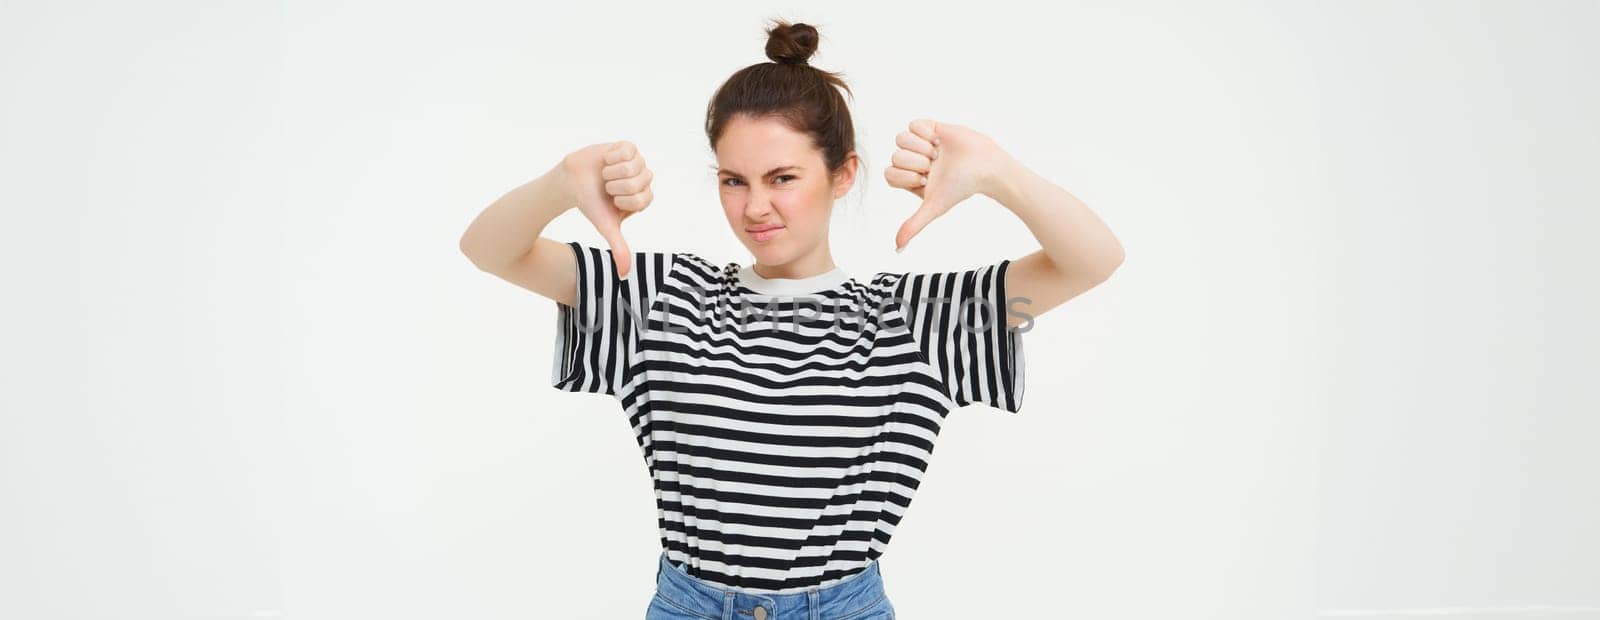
[721,177,744,187]
[775,174,796,184]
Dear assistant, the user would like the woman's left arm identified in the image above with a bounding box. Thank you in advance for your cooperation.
[984,154,1124,327]
[887,119,1124,328]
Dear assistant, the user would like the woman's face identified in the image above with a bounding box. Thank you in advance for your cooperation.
[715,114,856,268]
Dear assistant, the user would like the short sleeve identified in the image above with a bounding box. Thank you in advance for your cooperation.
[893,259,1025,413]
[551,241,677,397]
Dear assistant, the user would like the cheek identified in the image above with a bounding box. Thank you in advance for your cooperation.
[772,182,828,225]
[768,199,804,228]
[719,195,742,223]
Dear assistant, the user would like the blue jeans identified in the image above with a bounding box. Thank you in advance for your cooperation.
[646,551,897,620]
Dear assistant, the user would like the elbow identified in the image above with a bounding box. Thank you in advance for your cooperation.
[1091,240,1125,285]
[458,231,495,272]
[458,233,481,268]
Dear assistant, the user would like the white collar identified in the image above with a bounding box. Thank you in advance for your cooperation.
[734,263,851,296]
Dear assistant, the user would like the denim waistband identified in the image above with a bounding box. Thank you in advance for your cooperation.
[652,551,889,620]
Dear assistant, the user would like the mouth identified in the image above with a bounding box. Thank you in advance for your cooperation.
[746,224,786,242]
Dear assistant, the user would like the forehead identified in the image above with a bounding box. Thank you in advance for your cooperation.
[714,115,820,173]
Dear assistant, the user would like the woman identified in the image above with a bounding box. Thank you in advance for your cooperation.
[459,19,1123,620]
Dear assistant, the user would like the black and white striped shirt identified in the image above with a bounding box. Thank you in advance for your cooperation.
[551,241,1025,593]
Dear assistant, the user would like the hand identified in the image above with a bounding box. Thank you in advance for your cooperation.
[560,140,655,279]
[883,119,1013,252]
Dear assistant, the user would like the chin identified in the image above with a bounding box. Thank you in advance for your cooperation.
[747,244,788,264]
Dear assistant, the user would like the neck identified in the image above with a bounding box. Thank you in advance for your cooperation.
[738,260,848,296]
[751,251,837,280]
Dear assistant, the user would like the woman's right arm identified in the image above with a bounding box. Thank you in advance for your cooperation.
[458,161,582,307]
[459,141,655,307]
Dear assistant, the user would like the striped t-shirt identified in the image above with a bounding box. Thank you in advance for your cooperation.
[550,241,1025,593]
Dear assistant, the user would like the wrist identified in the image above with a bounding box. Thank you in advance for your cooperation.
[980,153,1028,206]
[545,159,579,213]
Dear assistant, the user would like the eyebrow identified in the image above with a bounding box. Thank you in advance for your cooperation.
[713,165,802,179]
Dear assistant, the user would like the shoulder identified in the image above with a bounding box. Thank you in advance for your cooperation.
[666,250,719,270]
[656,250,736,290]
[866,270,912,294]
[833,271,911,309]
[666,250,723,275]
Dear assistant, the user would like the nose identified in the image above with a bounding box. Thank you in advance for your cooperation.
[743,192,773,220]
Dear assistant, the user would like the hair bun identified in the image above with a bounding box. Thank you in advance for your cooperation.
[764,20,819,66]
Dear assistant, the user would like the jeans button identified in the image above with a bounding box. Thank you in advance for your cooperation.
[752,606,767,620]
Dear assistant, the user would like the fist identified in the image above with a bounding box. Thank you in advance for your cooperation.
[561,140,655,279]
[883,119,1011,252]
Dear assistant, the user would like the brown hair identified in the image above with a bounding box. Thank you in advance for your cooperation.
[705,19,858,185]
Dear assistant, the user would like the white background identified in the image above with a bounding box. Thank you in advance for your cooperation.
[3,1,1596,619]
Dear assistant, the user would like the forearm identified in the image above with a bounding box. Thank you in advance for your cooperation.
[984,156,1124,282]
[458,161,576,271]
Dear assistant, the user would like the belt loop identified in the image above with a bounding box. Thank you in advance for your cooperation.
[808,588,820,620]
[723,591,735,620]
